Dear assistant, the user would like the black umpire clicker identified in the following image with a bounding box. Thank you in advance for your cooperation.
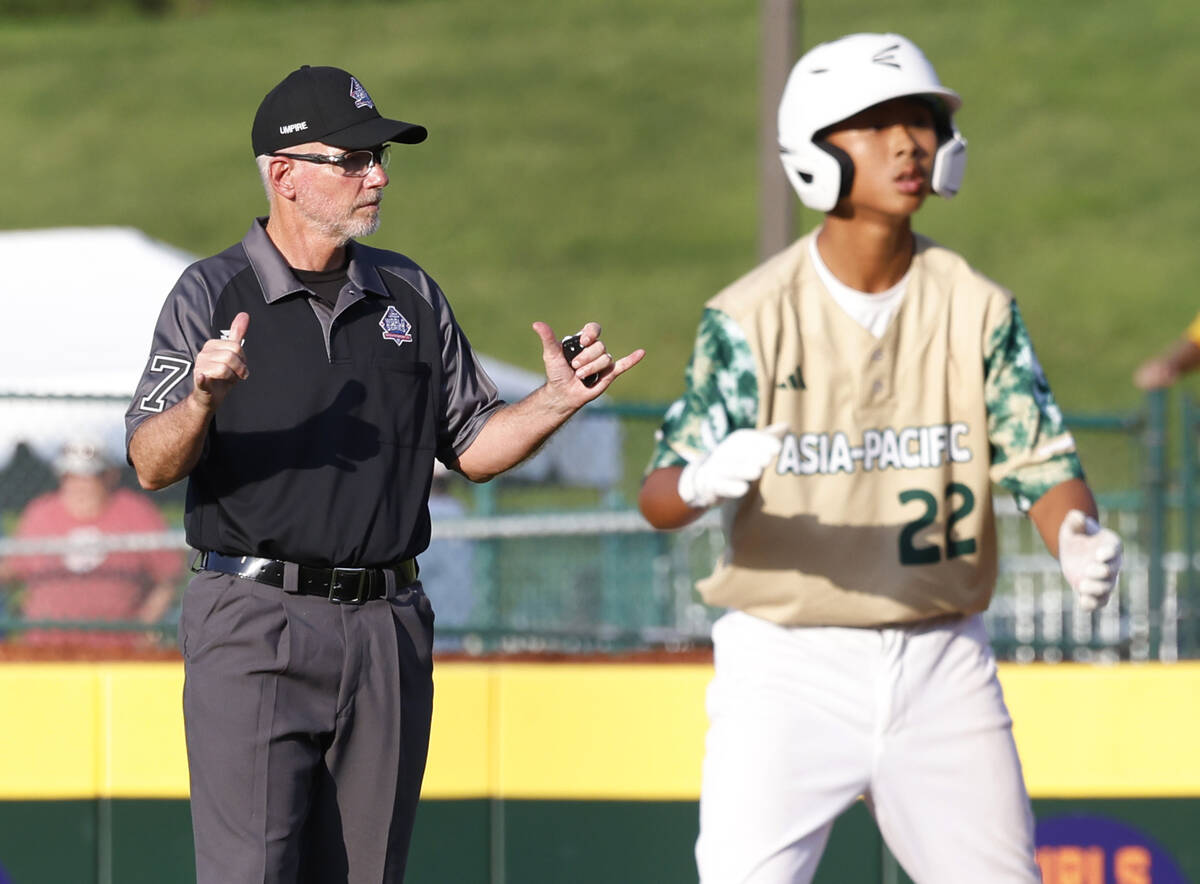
[561,334,601,387]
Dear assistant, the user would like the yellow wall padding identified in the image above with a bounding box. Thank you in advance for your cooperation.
[2,661,1197,800]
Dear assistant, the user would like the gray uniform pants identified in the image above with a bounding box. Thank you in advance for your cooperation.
[179,569,435,884]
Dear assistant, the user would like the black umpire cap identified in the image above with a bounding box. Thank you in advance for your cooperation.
[252,65,427,156]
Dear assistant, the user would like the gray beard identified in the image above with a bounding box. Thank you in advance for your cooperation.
[296,191,382,244]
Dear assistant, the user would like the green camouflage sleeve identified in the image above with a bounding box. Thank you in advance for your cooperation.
[986,299,1085,511]
[646,308,759,472]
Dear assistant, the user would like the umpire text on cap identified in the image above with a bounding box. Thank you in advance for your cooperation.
[251,65,427,156]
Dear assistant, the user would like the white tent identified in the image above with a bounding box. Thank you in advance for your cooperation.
[0,227,620,485]
[0,227,195,467]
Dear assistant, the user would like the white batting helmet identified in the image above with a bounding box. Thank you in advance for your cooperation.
[778,33,968,212]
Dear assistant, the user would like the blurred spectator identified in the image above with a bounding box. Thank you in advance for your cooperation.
[1133,315,1200,389]
[0,441,57,514]
[0,437,183,649]
[423,462,477,651]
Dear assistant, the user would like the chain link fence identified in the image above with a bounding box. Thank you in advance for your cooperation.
[1,390,1193,660]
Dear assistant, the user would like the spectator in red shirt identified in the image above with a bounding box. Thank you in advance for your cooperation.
[2,437,183,648]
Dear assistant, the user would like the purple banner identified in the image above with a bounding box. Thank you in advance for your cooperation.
[1036,814,1187,884]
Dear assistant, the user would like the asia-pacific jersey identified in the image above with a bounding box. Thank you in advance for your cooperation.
[125,218,503,568]
[648,229,1083,627]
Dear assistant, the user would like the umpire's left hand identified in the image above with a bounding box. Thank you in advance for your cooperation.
[533,321,645,407]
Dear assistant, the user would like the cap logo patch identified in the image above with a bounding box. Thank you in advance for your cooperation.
[349,76,375,109]
[379,305,413,347]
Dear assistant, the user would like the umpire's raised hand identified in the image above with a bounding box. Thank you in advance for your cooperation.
[532,320,645,415]
[128,311,252,490]
[193,311,251,411]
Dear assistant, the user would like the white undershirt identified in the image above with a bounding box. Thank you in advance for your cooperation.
[809,235,909,339]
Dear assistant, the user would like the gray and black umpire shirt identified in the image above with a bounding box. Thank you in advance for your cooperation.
[124,218,503,568]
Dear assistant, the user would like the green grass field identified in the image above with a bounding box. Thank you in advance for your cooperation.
[2,0,1197,417]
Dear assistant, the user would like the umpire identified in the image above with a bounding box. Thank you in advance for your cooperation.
[126,64,643,884]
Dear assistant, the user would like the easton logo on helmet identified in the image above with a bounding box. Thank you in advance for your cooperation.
[872,44,903,69]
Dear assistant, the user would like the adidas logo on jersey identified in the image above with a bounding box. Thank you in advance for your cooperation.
[776,422,973,476]
[777,366,806,390]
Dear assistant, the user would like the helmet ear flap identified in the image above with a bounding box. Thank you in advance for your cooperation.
[817,141,855,203]
[930,130,967,199]
[779,140,856,213]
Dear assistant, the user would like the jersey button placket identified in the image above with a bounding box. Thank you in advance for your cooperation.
[866,348,889,399]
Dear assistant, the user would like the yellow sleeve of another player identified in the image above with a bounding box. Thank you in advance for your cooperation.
[1184,312,1200,347]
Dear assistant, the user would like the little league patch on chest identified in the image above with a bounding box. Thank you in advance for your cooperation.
[379,305,413,347]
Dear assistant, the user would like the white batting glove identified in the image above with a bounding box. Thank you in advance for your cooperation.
[677,423,788,509]
[1058,509,1124,612]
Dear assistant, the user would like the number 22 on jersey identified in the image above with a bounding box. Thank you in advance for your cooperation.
[898,482,978,565]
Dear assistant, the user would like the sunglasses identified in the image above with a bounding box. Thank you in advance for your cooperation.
[270,145,390,178]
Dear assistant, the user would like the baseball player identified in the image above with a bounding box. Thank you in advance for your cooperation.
[1133,314,1200,389]
[639,33,1124,883]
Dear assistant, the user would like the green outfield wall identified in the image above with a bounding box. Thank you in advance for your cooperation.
[1,662,1197,882]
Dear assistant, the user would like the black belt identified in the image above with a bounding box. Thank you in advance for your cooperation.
[197,551,418,605]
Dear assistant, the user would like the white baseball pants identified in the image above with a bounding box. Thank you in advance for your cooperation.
[695,610,1042,884]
